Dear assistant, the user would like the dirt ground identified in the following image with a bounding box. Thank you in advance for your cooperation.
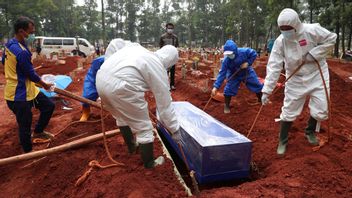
[0,55,351,197]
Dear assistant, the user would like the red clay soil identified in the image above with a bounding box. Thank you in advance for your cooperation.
[0,56,352,197]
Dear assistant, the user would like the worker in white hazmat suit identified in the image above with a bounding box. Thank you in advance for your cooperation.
[96,44,180,168]
[261,8,336,155]
[80,38,129,121]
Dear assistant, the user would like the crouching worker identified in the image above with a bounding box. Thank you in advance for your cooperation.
[80,38,128,121]
[211,39,263,114]
[261,8,337,155]
[96,44,181,168]
[3,16,55,153]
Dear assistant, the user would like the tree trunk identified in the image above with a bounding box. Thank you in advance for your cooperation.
[115,8,119,38]
[348,22,352,50]
[264,23,273,53]
[101,0,106,48]
[341,1,345,54]
[309,0,314,23]
[333,0,340,57]
[5,2,10,39]
[334,21,340,57]
[187,2,193,47]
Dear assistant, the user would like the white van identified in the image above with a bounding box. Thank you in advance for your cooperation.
[33,36,95,57]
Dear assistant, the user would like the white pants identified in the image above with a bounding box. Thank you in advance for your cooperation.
[280,69,330,122]
[96,71,154,144]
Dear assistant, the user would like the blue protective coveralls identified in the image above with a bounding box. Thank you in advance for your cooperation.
[213,40,263,97]
[82,56,105,107]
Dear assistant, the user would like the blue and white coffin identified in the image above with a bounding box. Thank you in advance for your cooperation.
[157,101,252,184]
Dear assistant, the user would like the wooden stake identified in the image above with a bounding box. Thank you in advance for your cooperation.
[0,129,119,166]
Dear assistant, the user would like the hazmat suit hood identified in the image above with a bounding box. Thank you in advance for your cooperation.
[277,8,302,32]
[154,45,179,70]
[105,38,126,60]
[223,40,238,57]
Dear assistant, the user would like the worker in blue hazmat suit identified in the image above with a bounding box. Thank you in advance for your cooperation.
[261,8,337,155]
[80,38,128,121]
[96,44,181,168]
[211,39,263,113]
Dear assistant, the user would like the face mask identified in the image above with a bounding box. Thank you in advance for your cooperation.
[25,33,36,45]
[227,54,235,59]
[167,28,174,34]
[281,29,295,40]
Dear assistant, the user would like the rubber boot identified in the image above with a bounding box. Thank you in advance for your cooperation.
[79,106,90,121]
[224,96,231,114]
[140,142,165,168]
[256,92,263,103]
[277,121,292,155]
[119,126,138,154]
[305,116,319,146]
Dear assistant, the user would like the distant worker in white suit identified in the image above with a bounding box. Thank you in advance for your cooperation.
[261,8,337,155]
[96,44,181,168]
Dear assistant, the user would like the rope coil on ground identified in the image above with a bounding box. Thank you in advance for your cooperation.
[75,103,125,187]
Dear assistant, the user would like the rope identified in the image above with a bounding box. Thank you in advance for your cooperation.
[55,115,109,137]
[246,61,306,137]
[75,103,125,187]
[243,67,263,106]
[99,102,124,165]
[313,58,331,141]
[202,97,213,111]
[247,59,332,146]
[203,67,243,111]
[311,57,332,151]
[45,115,109,148]
[148,110,200,195]
[246,105,264,138]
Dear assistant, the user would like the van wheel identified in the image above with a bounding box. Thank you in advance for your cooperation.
[71,50,86,58]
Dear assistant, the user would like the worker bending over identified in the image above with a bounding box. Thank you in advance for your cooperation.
[261,8,337,155]
[96,44,181,168]
[212,39,263,113]
[80,38,128,121]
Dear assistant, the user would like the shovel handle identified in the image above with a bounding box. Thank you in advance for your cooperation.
[53,87,101,108]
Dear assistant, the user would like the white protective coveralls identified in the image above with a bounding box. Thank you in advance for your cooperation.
[96,44,180,144]
[104,38,131,60]
[105,38,125,59]
[262,8,337,122]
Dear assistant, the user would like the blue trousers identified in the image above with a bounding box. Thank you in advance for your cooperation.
[82,80,99,108]
[224,68,263,96]
[7,92,55,152]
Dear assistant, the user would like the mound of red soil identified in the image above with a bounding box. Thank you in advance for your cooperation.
[0,55,352,197]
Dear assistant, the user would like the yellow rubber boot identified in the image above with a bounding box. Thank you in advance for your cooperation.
[79,106,91,121]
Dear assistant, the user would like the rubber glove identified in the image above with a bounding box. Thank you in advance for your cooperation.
[211,87,217,97]
[241,62,249,69]
[261,93,270,105]
[172,129,182,144]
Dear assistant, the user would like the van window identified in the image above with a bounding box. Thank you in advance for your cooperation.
[78,40,88,47]
[43,39,62,45]
[63,39,74,45]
